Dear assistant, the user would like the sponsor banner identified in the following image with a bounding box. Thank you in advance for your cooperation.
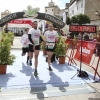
[74,41,96,64]
[65,39,71,46]
[8,19,33,27]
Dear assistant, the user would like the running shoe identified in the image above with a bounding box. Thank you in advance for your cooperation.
[49,66,53,71]
[34,71,38,76]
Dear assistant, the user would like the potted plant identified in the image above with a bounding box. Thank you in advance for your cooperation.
[7,32,14,45]
[54,36,68,64]
[0,33,16,74]
[2,31,14,45]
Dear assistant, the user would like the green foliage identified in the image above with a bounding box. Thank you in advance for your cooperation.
[40,42,46,50]
[54,36,68,57]
[70,16,78,24]
[40,35,46,50]
[70,14,90,25]
[0,32,16,65]
[66,16,71,25]
[1,31,14,42]
[7,32,14,42]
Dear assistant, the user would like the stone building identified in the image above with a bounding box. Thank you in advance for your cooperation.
[45,0,65,17]
[1,10,11,18]
[69,0,100,30]
[0,10,11,32]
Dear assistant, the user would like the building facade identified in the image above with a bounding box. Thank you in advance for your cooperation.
[69,0,85,17]
[69,0,100,30]
[45,0,65,17]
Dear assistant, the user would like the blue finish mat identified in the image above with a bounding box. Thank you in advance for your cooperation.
[0,50,97,89]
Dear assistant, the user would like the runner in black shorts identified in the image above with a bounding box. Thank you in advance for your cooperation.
[46,42,55,52]
[20,28,30,65]
[28,21,44,76]
[44,24,58,72]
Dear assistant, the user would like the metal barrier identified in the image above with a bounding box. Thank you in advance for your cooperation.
[65,39,100,81]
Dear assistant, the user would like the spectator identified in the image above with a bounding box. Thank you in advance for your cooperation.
[77,32,83,40]
[89,33,93,41]
[84,33,89,41]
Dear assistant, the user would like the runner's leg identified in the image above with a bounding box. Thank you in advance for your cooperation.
[28,44,34,66]
[26,48,29,65]
[47,51,53,71]
[34,45,40,76]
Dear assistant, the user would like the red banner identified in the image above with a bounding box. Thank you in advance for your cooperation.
[74,41,96,64]
[9,19,33,27]
[65,39,71,46]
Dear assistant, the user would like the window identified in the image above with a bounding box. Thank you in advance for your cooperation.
[52,9,53,11]
[81,2,83,8]
[72,10,74,14]
[77,6,78,10]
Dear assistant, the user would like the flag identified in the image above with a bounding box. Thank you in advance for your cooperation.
[62,12,66,24]
[41,20,45,34]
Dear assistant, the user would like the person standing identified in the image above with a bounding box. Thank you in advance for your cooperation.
[44,24,58,72]
[84,33,89,41]
[28,21,43,76]
[20,28,30,65]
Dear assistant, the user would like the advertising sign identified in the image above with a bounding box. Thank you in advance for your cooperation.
[74,41,96,64]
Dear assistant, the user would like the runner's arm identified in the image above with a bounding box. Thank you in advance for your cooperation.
[43,32,47,42]
[40,36,44,42]
[55,32,59,42]
[28,34,34,44]
[20,36,24,44]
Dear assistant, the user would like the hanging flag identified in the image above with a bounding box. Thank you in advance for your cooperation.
[41,20,45,34]
[62,12,66,24]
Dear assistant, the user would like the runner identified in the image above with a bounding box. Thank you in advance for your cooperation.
[20,28,30,65]
[28,21,44,76]
[44,24,58,72]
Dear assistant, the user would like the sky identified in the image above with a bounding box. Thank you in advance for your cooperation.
[0,0,70,18]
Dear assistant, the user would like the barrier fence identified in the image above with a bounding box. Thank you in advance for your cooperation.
[65,39,100,81]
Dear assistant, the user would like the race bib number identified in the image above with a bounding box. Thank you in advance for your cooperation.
[34,41,38,45]
[26,45,29,48]
[48,43,55,49]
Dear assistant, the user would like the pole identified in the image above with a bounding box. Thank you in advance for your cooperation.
[79,34,83,76]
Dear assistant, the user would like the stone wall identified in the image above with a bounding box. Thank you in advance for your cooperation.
[85,0,100,21]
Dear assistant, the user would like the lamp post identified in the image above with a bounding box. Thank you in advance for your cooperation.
[65,7,68,24]
[65,7,68,14]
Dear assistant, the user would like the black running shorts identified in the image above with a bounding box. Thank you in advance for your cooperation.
[22,47,29,54]
[29,44,34,52]
[35,45,40,50]
[46,45,55,52]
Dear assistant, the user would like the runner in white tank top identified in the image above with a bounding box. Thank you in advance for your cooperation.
[28,21,44,76]
[44,24,58,71]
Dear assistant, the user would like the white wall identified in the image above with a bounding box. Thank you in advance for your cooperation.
[45,7,54,15]
[69,0,85,18]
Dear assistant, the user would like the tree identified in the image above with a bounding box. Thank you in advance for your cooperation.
[66,16,71,25]
[70,16,78,24]
[70,14,90,25]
